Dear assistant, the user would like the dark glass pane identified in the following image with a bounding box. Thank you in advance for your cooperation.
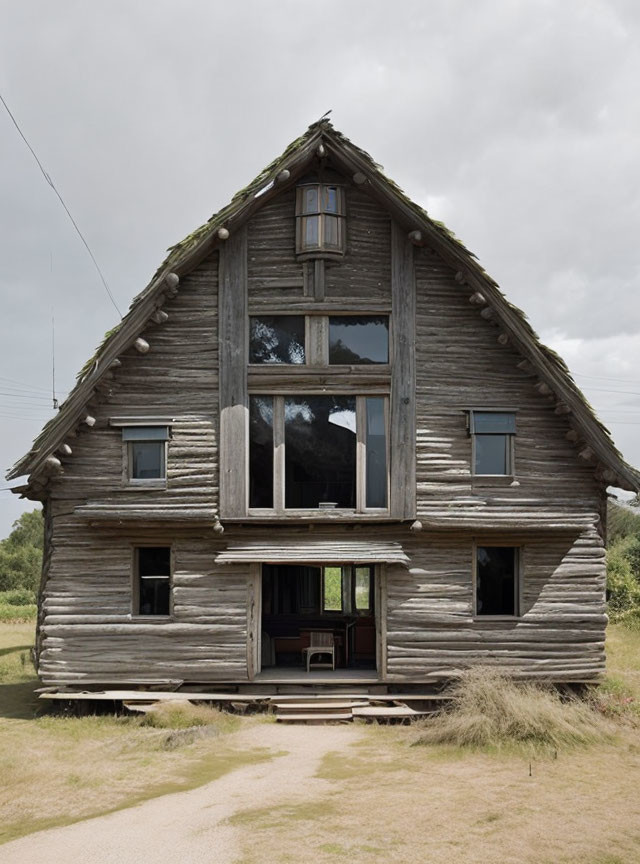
[285,396,356,509]
[324,187,339,213]
[131,441,165,479]
[366,398,387,508]
[138,547,171,577]
[329,316,389,365]
[354,567,372,611]
[472,412,516,434]
[250,396,273,508]
[324,215,339,247]
[476,547,517,616]
[323,566,343,611]
[475,434,509,474]
[139,577,170,616]
[303,186,319,213]
[304,215,319,247]
[249,316,305,365]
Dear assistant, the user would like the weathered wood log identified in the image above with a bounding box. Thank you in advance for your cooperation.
[579,446,594,461]
[58,444,73,457]
[276,169,290,183]
[134,337,150,354]
[480,307,494,319]
[109,358,122,369]
[469,292,486,305]
[535,381,552,396]
[152,309,169,324]
[164,272,180,290]
[409,520,423,532]
[454,270,465,283]
[555,402,571,415]
[217,227,230,240]
[316,143,326,158]
[44,456,62,473]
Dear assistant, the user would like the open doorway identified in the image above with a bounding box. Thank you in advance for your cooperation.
[260,564,377,674]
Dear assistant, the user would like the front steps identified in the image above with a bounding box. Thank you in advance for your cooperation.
[269,694,441,723]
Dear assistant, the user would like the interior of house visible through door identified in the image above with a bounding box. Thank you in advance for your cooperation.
[259,564,377,672]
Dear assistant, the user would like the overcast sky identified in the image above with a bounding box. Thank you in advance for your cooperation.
[1,0,639,535]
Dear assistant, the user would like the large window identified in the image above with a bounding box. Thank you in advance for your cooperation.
[135,546,171,616]
[122,426,169,482]
[329,316,389,365]
[295,184,345,255]
[249,395,388,512]
[475,546,519,617]
[469,411,516,475]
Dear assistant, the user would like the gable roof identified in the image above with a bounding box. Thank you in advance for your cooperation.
[7,119,640,493]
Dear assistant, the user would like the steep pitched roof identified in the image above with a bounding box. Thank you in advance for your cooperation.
[8,119,640,492]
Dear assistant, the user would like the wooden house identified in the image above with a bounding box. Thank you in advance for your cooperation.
[8,119,640,692]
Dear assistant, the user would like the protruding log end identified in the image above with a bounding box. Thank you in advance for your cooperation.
[217,227,230,240]
[352,172,366,185]
[497,333,510,346]
[165,272,180,290]
[554,402,571,415]
[84,415,96,427]
[535,381,552,396]
[213,520,225,534]
[134,337,150,354]
[408,230,423,245]
[152,309,169,324]
[276,169,290,183]
[409,520,423,532]
[44,455,62,472]
[579,446,594,461]
[454,270,466,283]
[469,292,486,305]
[316,143,326,158]
[110,358,122,369]
[58,443,73,457]
[480,307,494,320]
[566,429,579,442]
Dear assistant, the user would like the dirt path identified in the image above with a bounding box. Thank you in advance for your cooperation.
[0,722,363,864]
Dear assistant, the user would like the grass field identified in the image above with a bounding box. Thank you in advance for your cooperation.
[1,621,640,862]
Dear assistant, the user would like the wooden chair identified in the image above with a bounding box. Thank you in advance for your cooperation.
[303,631,336,673]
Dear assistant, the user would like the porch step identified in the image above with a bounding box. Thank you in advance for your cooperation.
[275,712,355,723]
[272,700,368,713]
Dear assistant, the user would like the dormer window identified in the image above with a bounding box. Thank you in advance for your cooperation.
[295,183,345,256]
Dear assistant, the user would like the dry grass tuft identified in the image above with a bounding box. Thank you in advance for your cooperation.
[413,667,613,753]
[139,700,238,732]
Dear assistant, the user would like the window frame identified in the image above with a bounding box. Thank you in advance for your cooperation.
[131,544,173,619]
[247,313,391,371]
[468,409,517,478]
[248,393,390,516]
[295,183,346,257]
[472,543,522,620]
[110,418,172,488]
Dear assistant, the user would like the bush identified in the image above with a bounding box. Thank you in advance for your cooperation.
[607,538,640,618]
[0,588,36,606]
[0,510,43,593]
[413,667,612,752]
[139,700,234,730]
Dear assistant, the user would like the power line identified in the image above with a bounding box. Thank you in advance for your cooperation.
[0,91,123,318]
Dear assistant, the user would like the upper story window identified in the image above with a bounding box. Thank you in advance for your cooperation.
[329,316,389,365]
[249,316,306,364]
[295,183,345,256]
[469,411,516,476]
[249,394,388,513]
[122,425,170,482]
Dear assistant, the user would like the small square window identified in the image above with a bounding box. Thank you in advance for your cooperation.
[475,546,519,616]
[470,411,516,475]
[122,426,169,481]
[249,316,306,364]
[136,546,171,616]
[329,316,389,365]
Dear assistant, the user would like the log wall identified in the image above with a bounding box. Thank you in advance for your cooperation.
[36,178,608,687]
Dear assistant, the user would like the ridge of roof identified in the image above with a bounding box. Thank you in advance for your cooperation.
[7,119,640,492]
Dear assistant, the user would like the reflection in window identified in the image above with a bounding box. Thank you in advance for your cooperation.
[122,426,169,481]
[285,396,356,509]
[249,316,305,364]
[476,546,518,616]
[249,397,274,508]
[470,411,516,475]
[354,567,373,612]
[329,316,389,364]
[366,398,387,508]
[137,547,171,616]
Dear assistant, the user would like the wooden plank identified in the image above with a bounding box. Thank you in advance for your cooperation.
[390,221,417,519]
[219,226,248,518]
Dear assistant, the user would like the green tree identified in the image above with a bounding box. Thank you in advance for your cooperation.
[0,509,43,592]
